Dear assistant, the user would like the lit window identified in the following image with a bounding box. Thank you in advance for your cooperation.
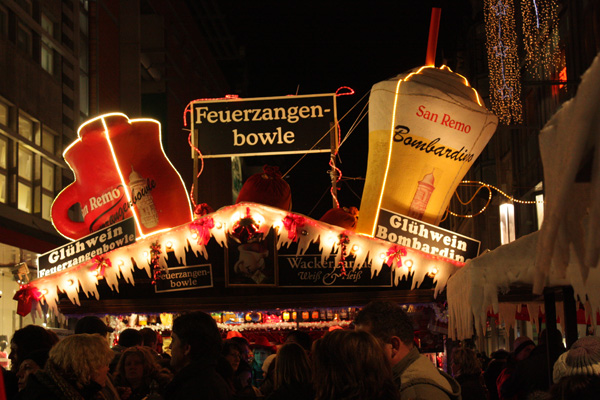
[79,6,88,35]
[0,174,5,203]
[19,115,34,141]
[0,101,7,126]
[18,147,33,180]
[0,135,6,169]
[499,203,516,245]
[18,183,32,212]
[41,14,54,74]
[0,134,6,203]
[42,128,56,154]
[42,193,52,220]
[41,160,54,191]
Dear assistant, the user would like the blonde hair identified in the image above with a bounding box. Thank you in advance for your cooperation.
[48,334,114,387]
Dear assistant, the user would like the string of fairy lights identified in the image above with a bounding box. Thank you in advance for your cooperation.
[444,180,543,219]
[521,0,561,79]
[484,0,523,125]
[484,0,563,124]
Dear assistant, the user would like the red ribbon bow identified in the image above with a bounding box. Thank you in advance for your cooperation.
[91,255,112,277]
[193,203,214,217]
[13,285,43,317]
[282,214,306,241]
[386,245,407,268]
[191,216,215,246]
[231,207,260,243]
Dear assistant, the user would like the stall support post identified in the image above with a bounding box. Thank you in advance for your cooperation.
[543,289,557,387]
[543,289,557,333]
[562,286,578,348]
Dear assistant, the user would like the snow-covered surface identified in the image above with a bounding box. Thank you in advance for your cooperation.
[448,52,600,340]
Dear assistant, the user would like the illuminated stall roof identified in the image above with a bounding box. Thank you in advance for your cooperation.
[15,202,464,320]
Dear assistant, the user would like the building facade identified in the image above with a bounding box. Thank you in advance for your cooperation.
[0,0,233,348]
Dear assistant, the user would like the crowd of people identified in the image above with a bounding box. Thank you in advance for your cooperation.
[1,301,600,400]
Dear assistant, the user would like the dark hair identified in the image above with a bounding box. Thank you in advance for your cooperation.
[285,330,312,352]
[312,330,397,400]
[74,316,113,335]
[230,336,249,348]
[452,347,482,375]
[139,328,158,347]
[172,311,222,364]
[222,340,243,357]
[10,325,57,370]
[354,301,414,345]
[491,349,510,360]
[274,343,311,389]
[118,329,144,347]
[21,348,50,369]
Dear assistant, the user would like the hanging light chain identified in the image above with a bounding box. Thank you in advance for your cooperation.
[446,180,544,219]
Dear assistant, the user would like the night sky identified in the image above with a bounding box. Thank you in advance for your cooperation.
[214,1,474,218]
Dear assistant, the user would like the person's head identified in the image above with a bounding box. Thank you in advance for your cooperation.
[74,316,114,338]
[354,301,414,366]
[230,336,250,363]
[10,325,57,371]
[222,340,243,372]
[16,349,49,391]
[285,330,312,353]
[139,328,158,349]
[512,336,536,362]
[274,342,311,389]
[118,329,144,348]
[170,311,222,371]
[491,349,510,360]
[451,347,481,377]
[114,346,160,387]
[48,334,114,389]
[564,336,600,376]
[251,336,275,367]
[312,329,396,400]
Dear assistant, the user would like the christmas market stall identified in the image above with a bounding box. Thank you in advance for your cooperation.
[447,53,600,345]
[13,42,500,358]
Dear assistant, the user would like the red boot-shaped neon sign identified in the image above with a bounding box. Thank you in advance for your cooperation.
[52,113,193,240]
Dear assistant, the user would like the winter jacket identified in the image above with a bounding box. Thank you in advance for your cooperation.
[393,347,462,400]
[266,381,315,400]
[499,344,564,400]
[16,364,104,400]
[455,373,488,400]
[164,361,231,400]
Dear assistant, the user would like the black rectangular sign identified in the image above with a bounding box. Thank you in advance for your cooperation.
[154,264,213,293]
[191,94,337,158]
[38,218,136,277]
[375,208,480,262]
[278,253,393,287]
